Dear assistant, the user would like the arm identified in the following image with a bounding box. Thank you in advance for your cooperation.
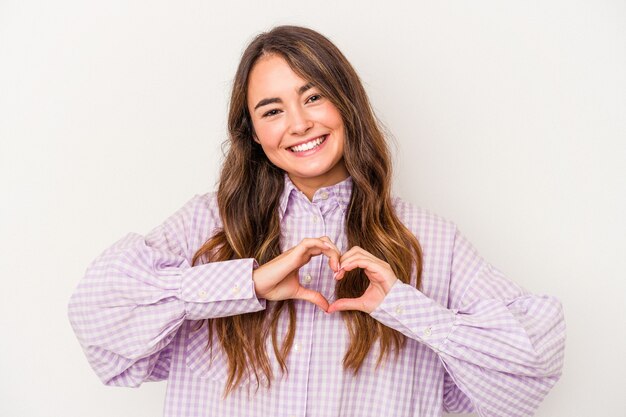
[67,194,265,387]
[370,228,566,417]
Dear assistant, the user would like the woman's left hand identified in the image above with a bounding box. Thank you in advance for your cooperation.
[326,246,398,314]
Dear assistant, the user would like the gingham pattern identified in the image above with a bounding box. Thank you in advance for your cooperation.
[68,175,565,417]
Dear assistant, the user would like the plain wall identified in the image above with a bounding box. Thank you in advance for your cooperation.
[1,1,625,416]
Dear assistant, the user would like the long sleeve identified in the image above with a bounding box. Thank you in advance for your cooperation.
[67,194,265,387]
[371,227,566,417]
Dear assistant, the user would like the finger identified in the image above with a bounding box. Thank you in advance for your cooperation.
[327,297,367,314]
[294,286,330,312]
[338,246,358,263]
[333,255,379,281]
[319,237,342,271]
[318,236,340,253]
[340,249,378,267]
[339,245,371,259]
[333,268,346,280]
[340,257,390,284]
[321,243,341,272]
[298,238,341,271]
[340,257,398,293]
[340,256,379,273]
[339,252,358,268]
[298,238,339,258]
[289,239,337,270]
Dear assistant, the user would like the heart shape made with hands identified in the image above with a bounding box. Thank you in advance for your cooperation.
[252,237,398,314]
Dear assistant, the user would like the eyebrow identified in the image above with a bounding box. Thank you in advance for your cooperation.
[253,82,315,110]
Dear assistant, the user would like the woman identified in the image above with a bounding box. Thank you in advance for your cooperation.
[68,25,565,417]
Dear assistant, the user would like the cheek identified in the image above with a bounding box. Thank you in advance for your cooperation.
[323,105,344,131]
[253,122,283,148]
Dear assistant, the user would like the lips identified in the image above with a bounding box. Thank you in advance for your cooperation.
[288,135,328,153]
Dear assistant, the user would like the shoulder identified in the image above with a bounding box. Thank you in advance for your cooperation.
[165,192,220,226]
[160,192,222,258]
[191,191,220,216]
[391,195,458,243]
[390,196,461,301]
[184,191,222,231]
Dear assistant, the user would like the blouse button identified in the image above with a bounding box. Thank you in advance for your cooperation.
[198,290,207,299]
[423,327,432,337]
[320,191,329,200]
[303,274,313,284]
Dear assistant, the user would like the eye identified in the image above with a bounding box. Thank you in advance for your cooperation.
[262,108,282,118]
[306,94,323,103]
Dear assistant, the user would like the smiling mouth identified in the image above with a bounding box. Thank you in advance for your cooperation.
[288,135,328,153]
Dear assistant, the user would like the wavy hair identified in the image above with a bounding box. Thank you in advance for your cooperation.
[192,25,423,396]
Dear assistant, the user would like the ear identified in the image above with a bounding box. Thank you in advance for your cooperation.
[252,132,260,144]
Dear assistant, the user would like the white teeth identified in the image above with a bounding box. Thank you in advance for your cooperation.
[290,136,326,152]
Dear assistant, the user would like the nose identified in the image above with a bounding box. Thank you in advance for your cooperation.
[288,107,313,136]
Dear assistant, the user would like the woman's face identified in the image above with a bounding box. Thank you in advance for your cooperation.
[247,54,348,197]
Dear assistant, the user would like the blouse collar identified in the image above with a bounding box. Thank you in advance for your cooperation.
[278,174,353,220]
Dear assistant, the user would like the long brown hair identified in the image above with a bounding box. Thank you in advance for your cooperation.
[192,25,423,395]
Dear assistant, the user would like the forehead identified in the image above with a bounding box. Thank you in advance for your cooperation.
[247,55,309,99]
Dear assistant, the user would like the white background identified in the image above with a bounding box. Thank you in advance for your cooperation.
[1,1,624,416]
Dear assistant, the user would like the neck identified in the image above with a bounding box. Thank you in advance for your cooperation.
[288,163,349,201]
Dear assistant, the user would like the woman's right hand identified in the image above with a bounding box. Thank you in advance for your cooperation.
[252,237,341,312]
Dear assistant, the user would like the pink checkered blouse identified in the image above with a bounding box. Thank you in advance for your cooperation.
[68,175,565,417]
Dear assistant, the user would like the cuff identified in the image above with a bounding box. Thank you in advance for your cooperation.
[370,280,456,352]
[180,258,265,319]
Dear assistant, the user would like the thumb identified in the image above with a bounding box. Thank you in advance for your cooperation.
[294,287,330,312]
[327,297,367,314]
